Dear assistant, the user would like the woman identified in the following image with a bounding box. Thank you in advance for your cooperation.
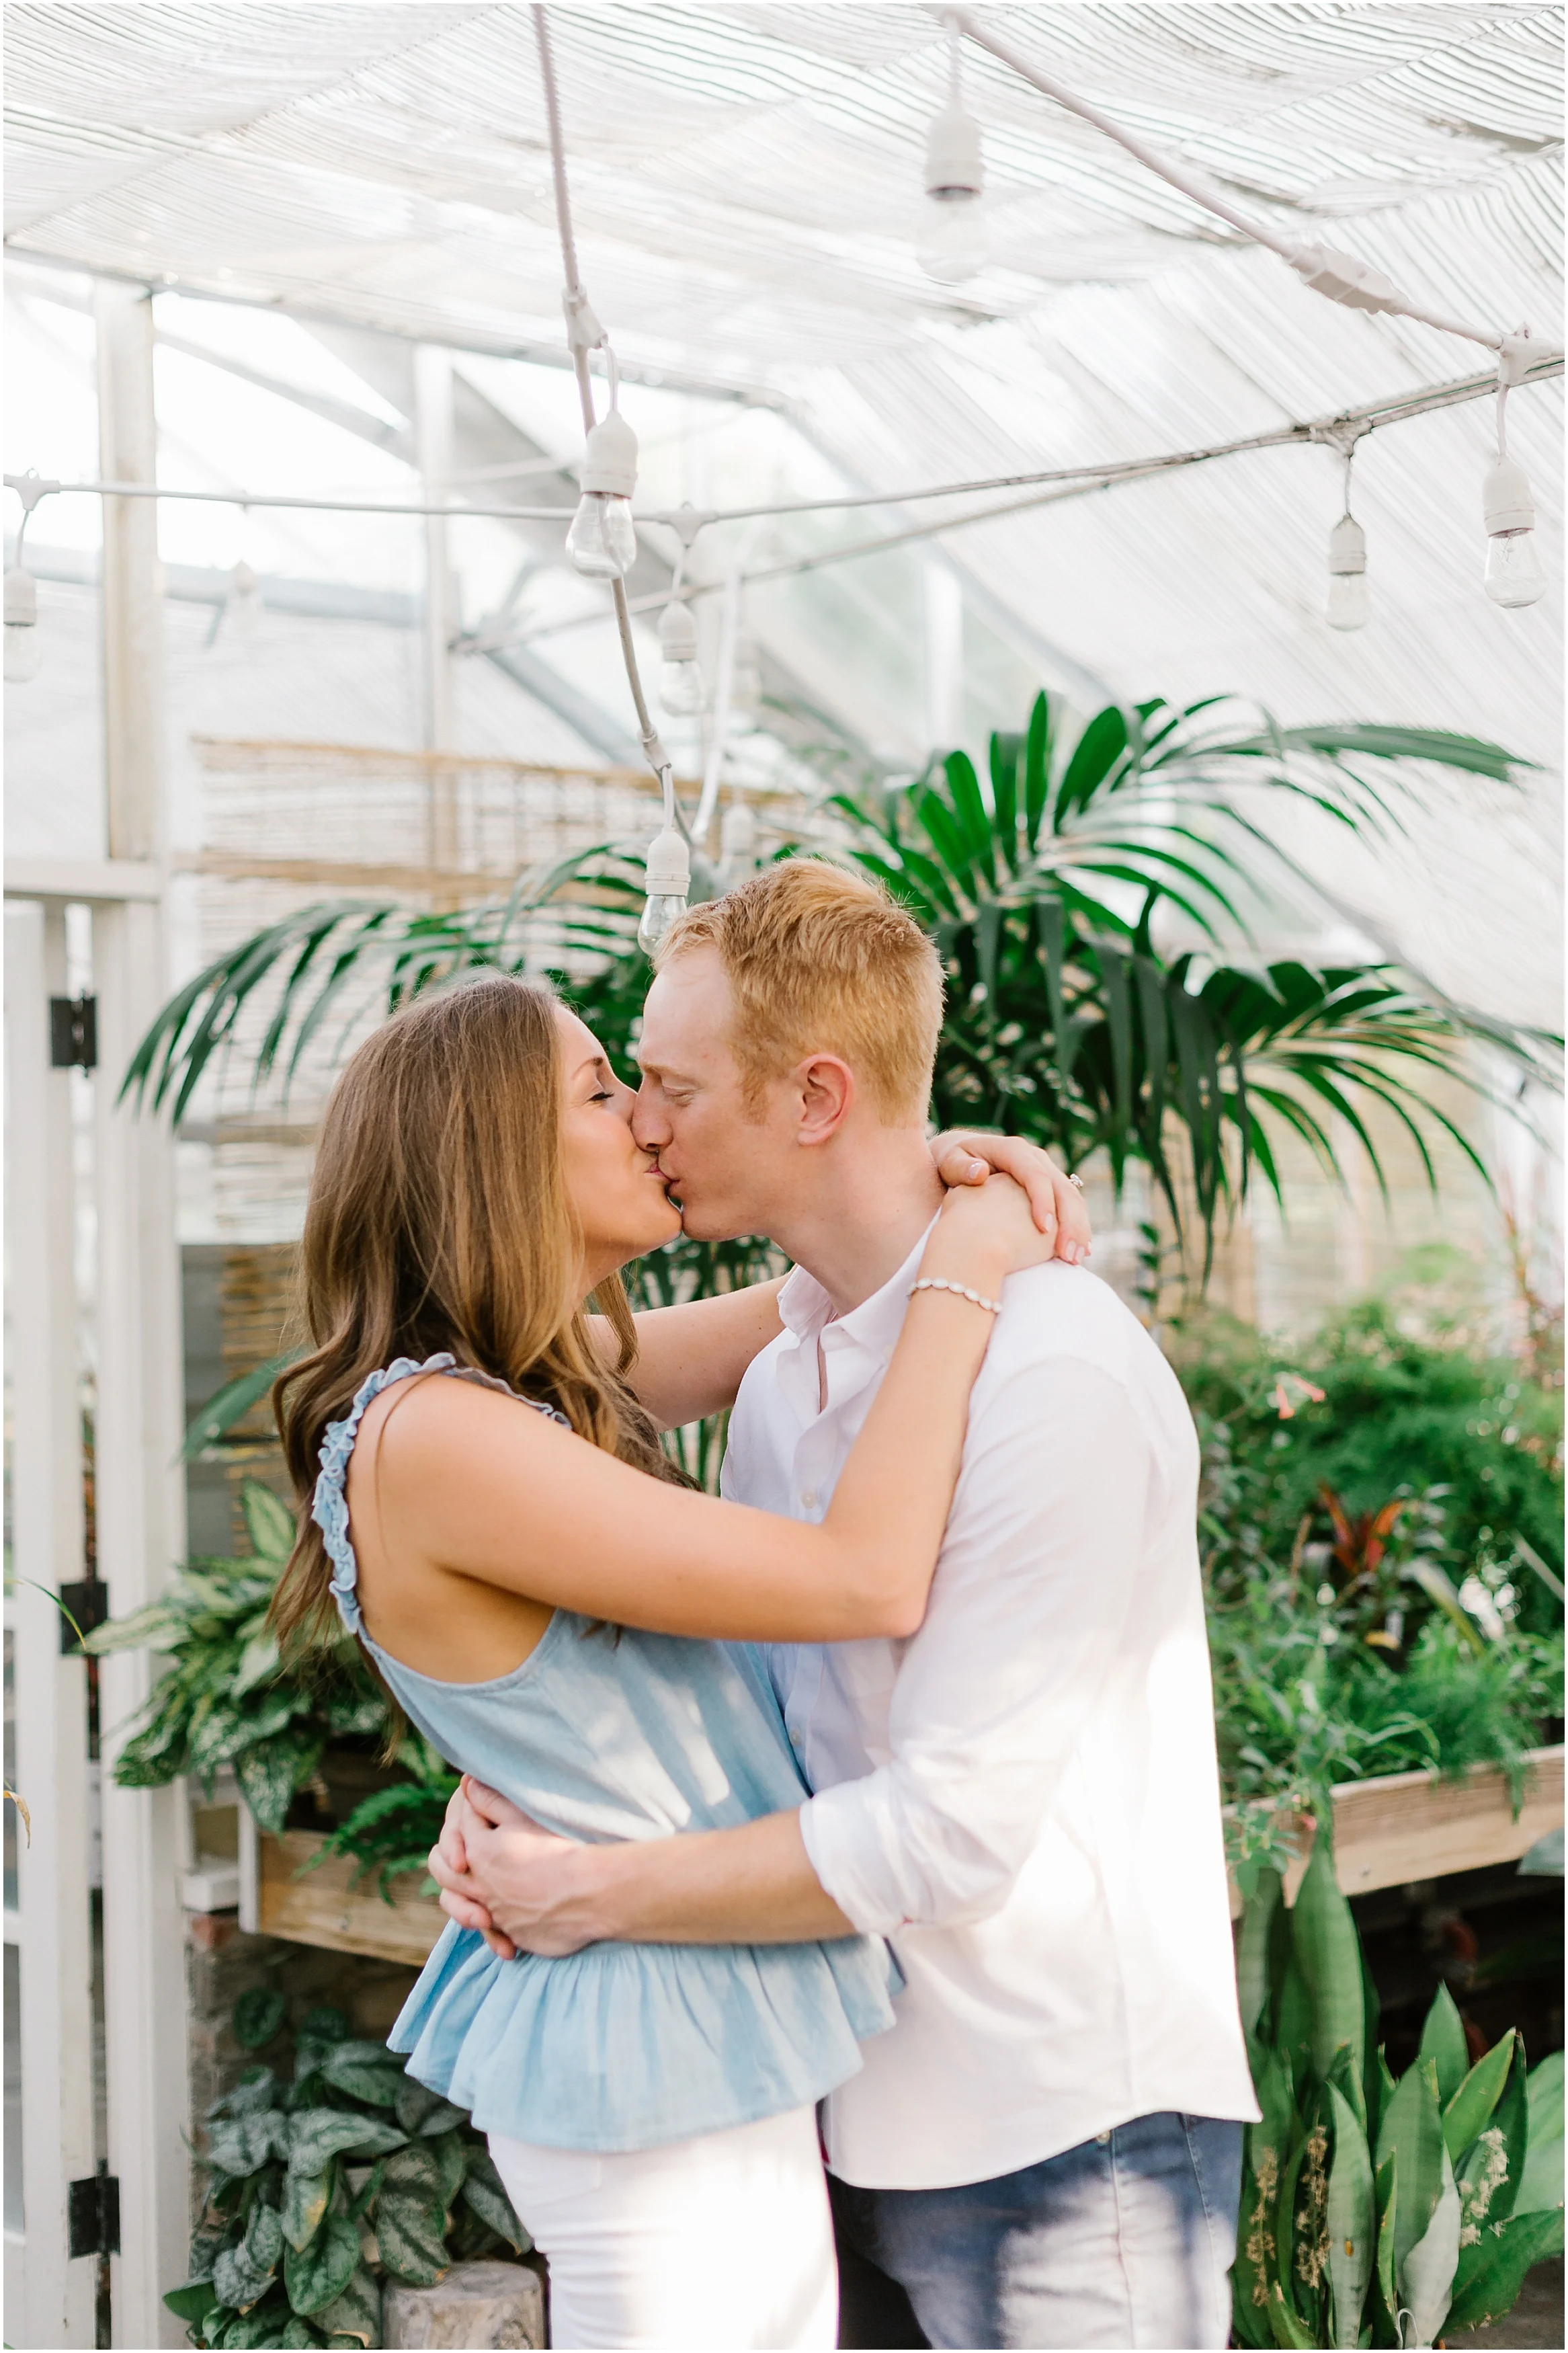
[273,973,1077,2350]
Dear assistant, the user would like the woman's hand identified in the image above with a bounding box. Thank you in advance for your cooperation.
[919,1168,1061,1298]
[929,1131,1090,1263]
[431,1779,602,1958]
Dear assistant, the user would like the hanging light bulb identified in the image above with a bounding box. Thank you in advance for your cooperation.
[567,408,639,581]
[5,560,39,683]
[918,36,986,283]
[1482,456,1547,610]
[729,627,763,719]
[226,557,261,639]
[1325,514,1369,631]
[637,824,691,956]
[657,599,706,714]
[718,799,757,890]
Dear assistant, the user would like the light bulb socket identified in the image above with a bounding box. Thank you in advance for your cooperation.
[645,828,690,895]
[924,103,983,198]
[1483,456,1535,536]
[659,601,699,662]
[581,410,638,499]
[5,564,37,626]
[1327,516,1366,575]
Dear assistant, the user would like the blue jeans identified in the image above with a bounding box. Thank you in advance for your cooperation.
[831,2111,1243,2350]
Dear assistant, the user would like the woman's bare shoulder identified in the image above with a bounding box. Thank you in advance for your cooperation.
[356,1366,575,1485]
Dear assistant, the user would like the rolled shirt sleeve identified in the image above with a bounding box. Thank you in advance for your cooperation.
[798,1359,1151,1936]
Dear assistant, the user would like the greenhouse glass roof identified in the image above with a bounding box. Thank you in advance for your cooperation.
[4,3,1563,1023]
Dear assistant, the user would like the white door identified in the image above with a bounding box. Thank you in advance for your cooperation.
[5,898,100,2350]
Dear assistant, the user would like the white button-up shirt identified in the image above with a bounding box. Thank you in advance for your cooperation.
[721,1234,1260,2191]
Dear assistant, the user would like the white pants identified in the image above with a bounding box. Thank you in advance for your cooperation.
[489,2104,837,2350]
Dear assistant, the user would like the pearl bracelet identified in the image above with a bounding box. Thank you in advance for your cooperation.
[910,1276,1003,1316]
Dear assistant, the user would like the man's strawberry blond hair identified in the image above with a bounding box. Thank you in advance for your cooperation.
[657,857,944,1123]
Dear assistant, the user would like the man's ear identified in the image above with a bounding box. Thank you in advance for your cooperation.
[795,1054,855,1146]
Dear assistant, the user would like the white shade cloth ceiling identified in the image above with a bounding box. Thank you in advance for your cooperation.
[5,3,1563,1026]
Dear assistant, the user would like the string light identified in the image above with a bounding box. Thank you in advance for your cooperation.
[919,28,986,284]
[729,625,763,719]
[1482,340,1547,610]
[4,471,48,683]
[717,798,758,889]
[566,394,639,581]
[225,556,261,637]
[1483,461,1546,608]
[1325,515,1368,631]
[4,558,39,682]
[1325,445,1369,632]
[637,781,691,954]
[657,597,706,714]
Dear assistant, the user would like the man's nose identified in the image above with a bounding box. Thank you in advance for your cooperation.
[632,1084,669,1149]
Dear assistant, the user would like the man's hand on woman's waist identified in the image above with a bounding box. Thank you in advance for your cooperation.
[431,1777,854,1954]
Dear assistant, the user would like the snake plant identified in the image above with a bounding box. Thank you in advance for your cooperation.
[1234,1828,1563,2346]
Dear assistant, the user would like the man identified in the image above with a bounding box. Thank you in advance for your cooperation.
[434,859,1259,2350]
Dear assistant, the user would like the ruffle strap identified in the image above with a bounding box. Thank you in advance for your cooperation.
[311,1355,456,1636]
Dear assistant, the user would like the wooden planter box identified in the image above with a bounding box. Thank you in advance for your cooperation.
[238,1815,444,1966]
[238,1747,1563,1962]
[1228,1743,1564,1917]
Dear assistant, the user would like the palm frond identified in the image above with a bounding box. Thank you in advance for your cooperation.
[122,688,1555,1284]
[121,844,647,1121]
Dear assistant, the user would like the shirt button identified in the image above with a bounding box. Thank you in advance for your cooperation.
[788,1724,803,1746]
[800,1490,817,1510]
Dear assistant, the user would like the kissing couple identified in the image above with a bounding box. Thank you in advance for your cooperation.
[274,857,1257,2351]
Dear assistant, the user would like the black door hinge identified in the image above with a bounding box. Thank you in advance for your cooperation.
[58,1580,110,1655]
[68,2169,120,2260]
[50,995,98,1070]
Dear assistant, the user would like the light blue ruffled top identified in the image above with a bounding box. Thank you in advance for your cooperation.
[311,1356,898,2152]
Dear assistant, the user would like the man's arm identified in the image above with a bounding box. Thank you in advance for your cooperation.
[798,1359,1150,1933]
[434,1793,851,1955]
[435,1354,1152,1952]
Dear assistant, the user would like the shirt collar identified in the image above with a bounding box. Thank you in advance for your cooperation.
[777,1215,940,1365]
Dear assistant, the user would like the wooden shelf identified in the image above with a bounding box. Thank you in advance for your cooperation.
[1229,1745,1564,1917]
[239,1818,443,1966]
[236,1750,1565,1962]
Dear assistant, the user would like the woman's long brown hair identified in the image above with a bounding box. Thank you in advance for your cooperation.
[270,973,682,1654]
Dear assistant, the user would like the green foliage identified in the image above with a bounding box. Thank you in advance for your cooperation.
[122,689,1554,1281]
[81,1482,462,1893]
[300,1739,460,1903]
[1188,1300,1563,1863]
[1179,1300,1564,1626]
[819,696,1549,1273]
[81,1480,386,1834]
[165,1998,530,2348]
[1234,1848,1561,2347]
[234,1989,290,2052]
[122,851,646,1126]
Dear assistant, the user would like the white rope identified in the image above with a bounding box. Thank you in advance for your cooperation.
[532,0,674,816]
[948,5,1510,358]
[451,356,1563,657]
[10,350,1557,549]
